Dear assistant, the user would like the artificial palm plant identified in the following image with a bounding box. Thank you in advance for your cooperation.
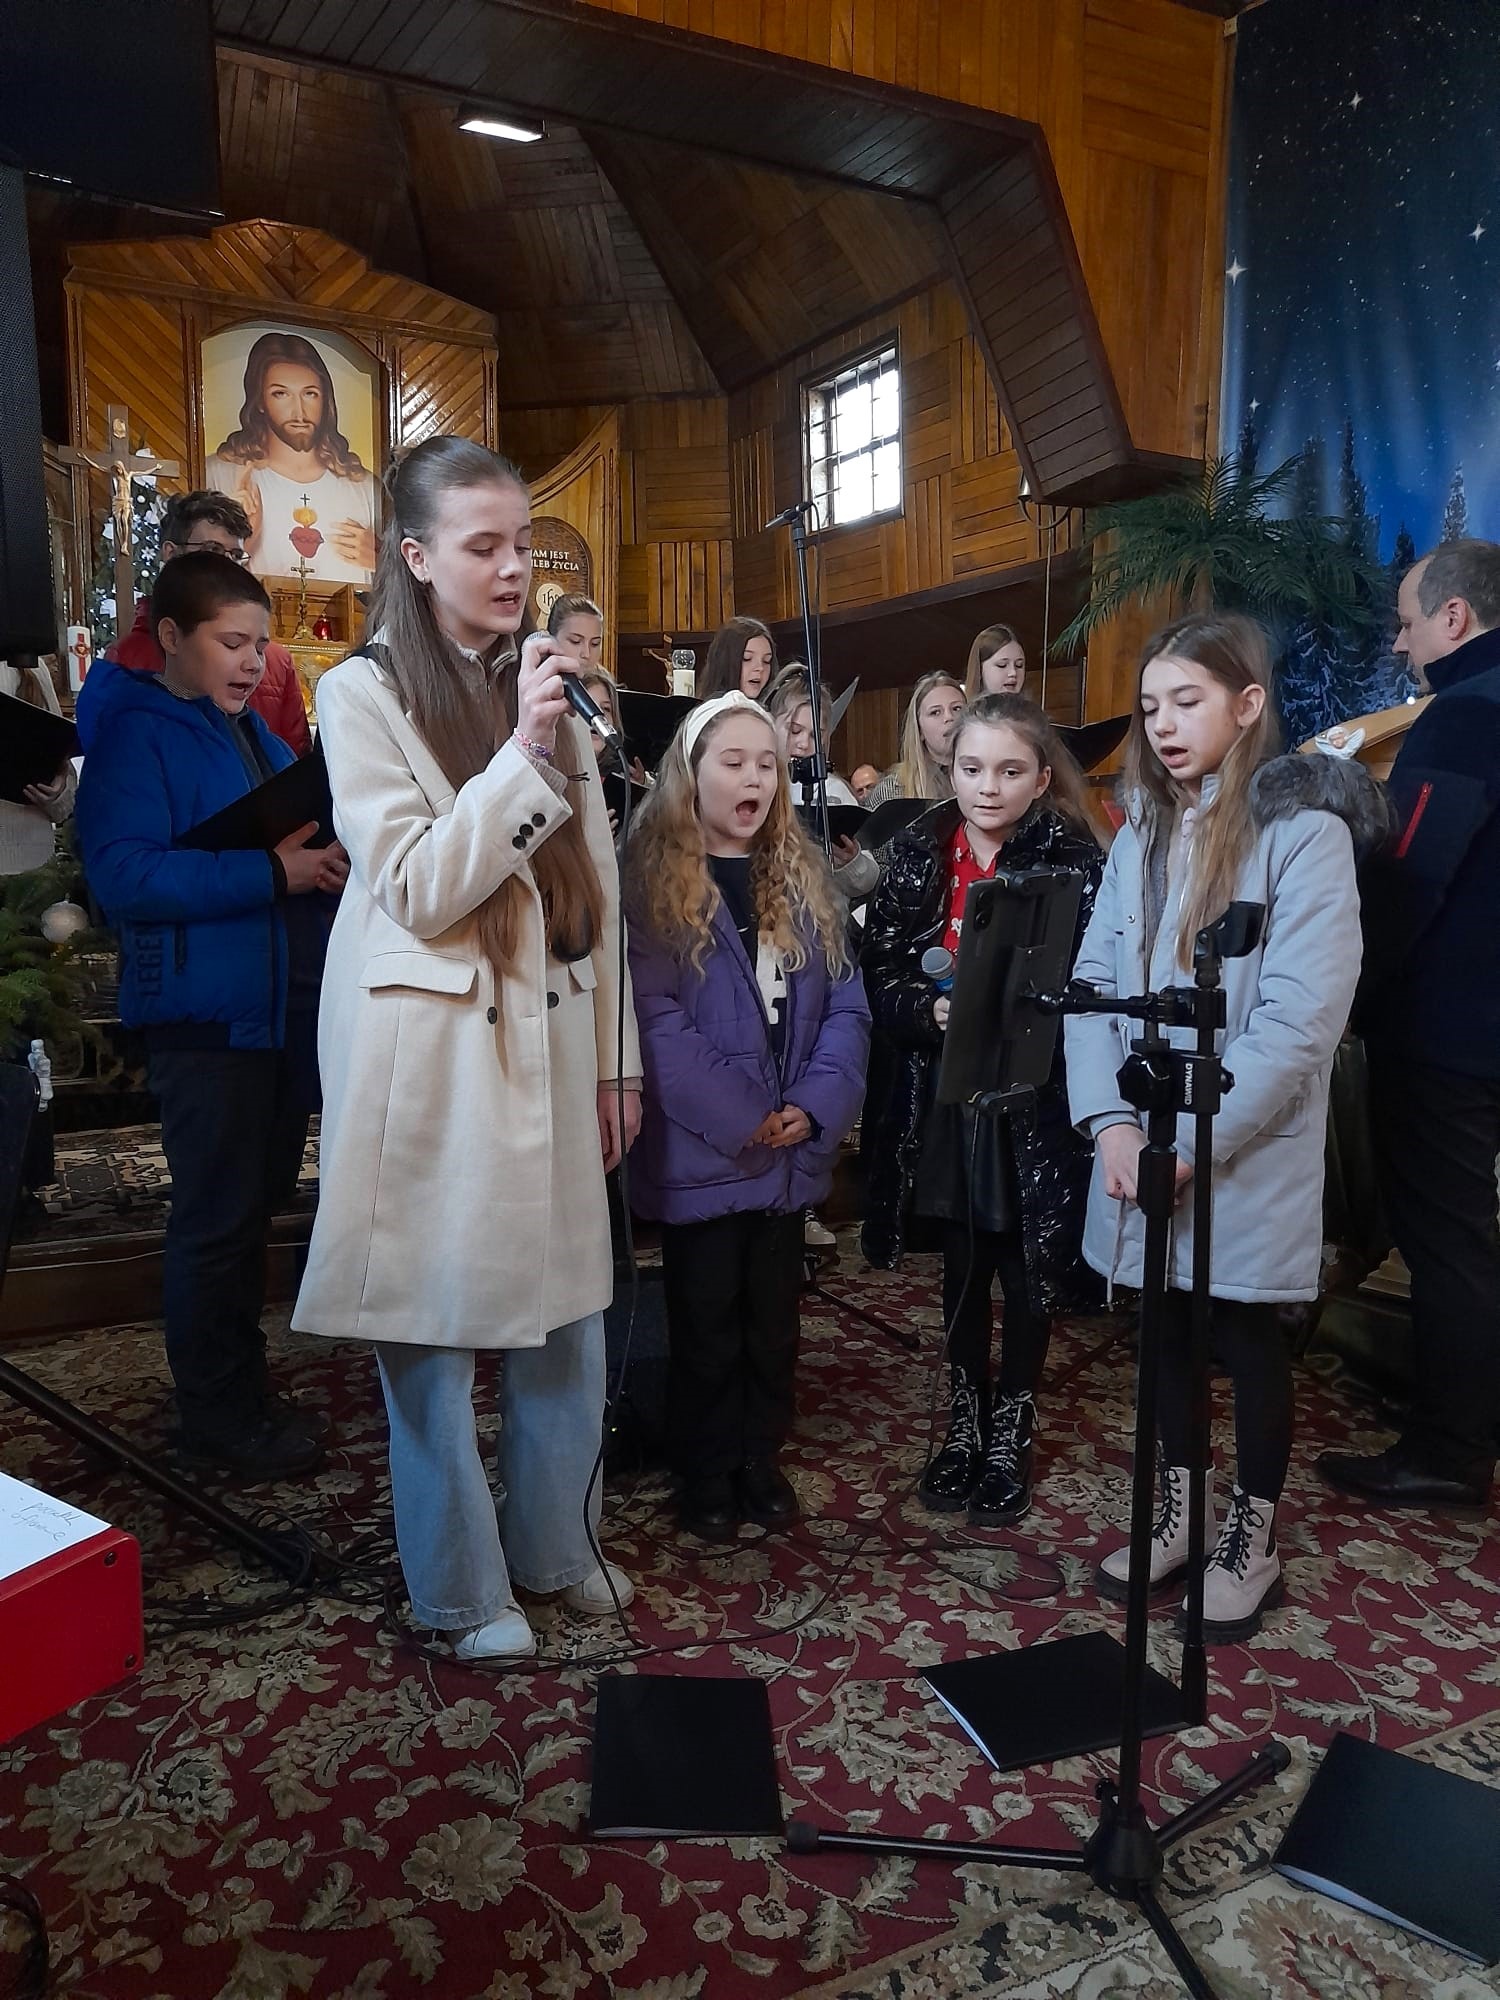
[1053,453,1392,659]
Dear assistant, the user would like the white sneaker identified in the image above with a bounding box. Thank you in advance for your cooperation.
[1096,1464,1210,1601]
[804,1211,837,1250]
[1198,1485,1283,1641]
[561,1562,636,1616]
[453,1605,537,1661]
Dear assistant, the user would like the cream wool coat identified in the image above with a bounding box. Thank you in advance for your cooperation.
[291,651,640,1351]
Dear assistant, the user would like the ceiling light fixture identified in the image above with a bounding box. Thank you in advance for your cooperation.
[458,108,545,144]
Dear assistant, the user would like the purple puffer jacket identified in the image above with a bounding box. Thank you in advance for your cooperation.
[628,904,871,1225]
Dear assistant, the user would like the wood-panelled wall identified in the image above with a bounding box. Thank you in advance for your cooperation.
[577,0,1231,471]
[528,411,622,662]
[501,400,736,650]
[618,401,735,640]
[506,0,1231,733]
[730,285,1074,626]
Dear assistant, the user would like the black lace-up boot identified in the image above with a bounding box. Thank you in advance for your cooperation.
[919,1370,987,1511]
[968,1391,1036,1524]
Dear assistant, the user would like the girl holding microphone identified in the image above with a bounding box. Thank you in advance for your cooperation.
[294,436,640,1662]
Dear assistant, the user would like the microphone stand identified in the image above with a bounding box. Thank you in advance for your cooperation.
[775,501,832,862]
[789,906,1287,2000]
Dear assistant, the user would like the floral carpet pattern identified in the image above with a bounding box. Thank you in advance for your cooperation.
[12,1125,319,1244]
[2,1241,1499,1999]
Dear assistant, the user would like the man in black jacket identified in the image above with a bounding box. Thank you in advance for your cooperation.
[1321,539,1500,1510]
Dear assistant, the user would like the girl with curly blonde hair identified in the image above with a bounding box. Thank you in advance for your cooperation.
[624,692,871,1540]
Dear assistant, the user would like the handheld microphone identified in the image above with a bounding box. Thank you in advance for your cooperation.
[921,945,955,994]
[764,499,817,531]
[560,671,621,745]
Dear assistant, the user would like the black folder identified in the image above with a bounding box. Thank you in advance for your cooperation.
[0,691,79,804]
[178,742,334,852]
[860,795,933,850]
[795,801,869,845]
[925,1631,1188,1774]
[617,689,697,770]
[588,1673,783,1839]
[1059,714,1131,773]
[1275,1731,1500,1963]
[602,766,652,828]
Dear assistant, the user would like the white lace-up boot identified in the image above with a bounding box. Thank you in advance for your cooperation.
[1096,1463,1210,1601]
[1198,1484,1283,1640]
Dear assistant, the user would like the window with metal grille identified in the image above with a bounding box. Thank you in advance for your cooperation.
[803,342,901,528]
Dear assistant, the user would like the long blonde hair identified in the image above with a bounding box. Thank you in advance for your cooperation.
[891,671,963,799]
[963,623,1024,700]
[951,694,1101,848]
[1123,612,1279,967]
[371,437,605,968]
[625,706,851,979]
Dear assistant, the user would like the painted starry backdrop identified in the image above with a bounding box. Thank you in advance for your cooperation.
[1222,0,1497,558]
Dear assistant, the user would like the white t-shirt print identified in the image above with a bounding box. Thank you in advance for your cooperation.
[206,458,378,586]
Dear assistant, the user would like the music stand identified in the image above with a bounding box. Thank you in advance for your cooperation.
[789,884,1290,2000]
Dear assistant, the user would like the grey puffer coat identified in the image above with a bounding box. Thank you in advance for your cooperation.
[1066,752,1387,1304]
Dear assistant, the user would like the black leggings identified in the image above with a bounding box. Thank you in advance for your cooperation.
[941,1223,1051,1397]
[1154,1289,1292,1502]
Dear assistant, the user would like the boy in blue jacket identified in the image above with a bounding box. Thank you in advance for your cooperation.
[76,552,348,1480]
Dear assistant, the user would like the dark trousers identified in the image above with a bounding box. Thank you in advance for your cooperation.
[658,1208,805,1480]
[1367,1049,1500,1473]
[149,1045,311,1439]
[941,1223,1051,1397]
[1155,1289,1291,1501]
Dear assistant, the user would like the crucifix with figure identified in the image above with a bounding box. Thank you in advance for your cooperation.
[60,404,179,639]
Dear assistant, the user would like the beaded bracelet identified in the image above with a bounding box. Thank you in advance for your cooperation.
[513,728,554,763]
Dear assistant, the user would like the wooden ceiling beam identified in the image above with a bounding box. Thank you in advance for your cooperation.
[212,0,1196,502]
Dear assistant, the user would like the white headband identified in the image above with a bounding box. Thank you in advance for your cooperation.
[680,689,773,764]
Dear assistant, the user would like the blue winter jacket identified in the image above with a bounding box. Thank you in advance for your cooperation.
[75,671,295,1048]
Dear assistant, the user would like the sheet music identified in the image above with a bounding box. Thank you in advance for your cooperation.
[0,1471,109,1582]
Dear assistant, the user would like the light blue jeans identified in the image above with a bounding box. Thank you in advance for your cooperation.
[375,1312,606,1631]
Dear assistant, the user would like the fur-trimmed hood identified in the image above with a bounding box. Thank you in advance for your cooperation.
[1250,751,1394,858]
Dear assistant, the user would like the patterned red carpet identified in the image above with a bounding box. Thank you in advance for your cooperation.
[2,1242,1498,2000]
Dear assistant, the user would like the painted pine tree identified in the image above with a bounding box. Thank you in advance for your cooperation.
[1440,467,1468,543]
[1338,420,1376,557]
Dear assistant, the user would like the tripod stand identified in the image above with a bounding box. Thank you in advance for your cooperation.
[789,903,1290,2000]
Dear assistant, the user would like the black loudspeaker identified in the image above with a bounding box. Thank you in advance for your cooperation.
[0,163,54,657]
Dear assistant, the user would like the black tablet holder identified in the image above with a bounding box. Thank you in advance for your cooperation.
[790,880,1288,2000]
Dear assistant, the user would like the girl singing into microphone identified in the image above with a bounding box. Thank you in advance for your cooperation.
[294,436,641,1662]
[861,695,1103,1523]
[625,692,870,1540]
[1068,614,1376,1639]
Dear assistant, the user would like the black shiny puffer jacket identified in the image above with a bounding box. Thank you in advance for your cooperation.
[859,800,1105,1316]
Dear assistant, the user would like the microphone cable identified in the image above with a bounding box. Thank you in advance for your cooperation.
[575,722,639,1647]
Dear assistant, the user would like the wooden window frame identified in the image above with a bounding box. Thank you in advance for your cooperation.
[801,336,903,534]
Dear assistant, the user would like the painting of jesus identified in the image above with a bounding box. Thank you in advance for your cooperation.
[202,324,381,587]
